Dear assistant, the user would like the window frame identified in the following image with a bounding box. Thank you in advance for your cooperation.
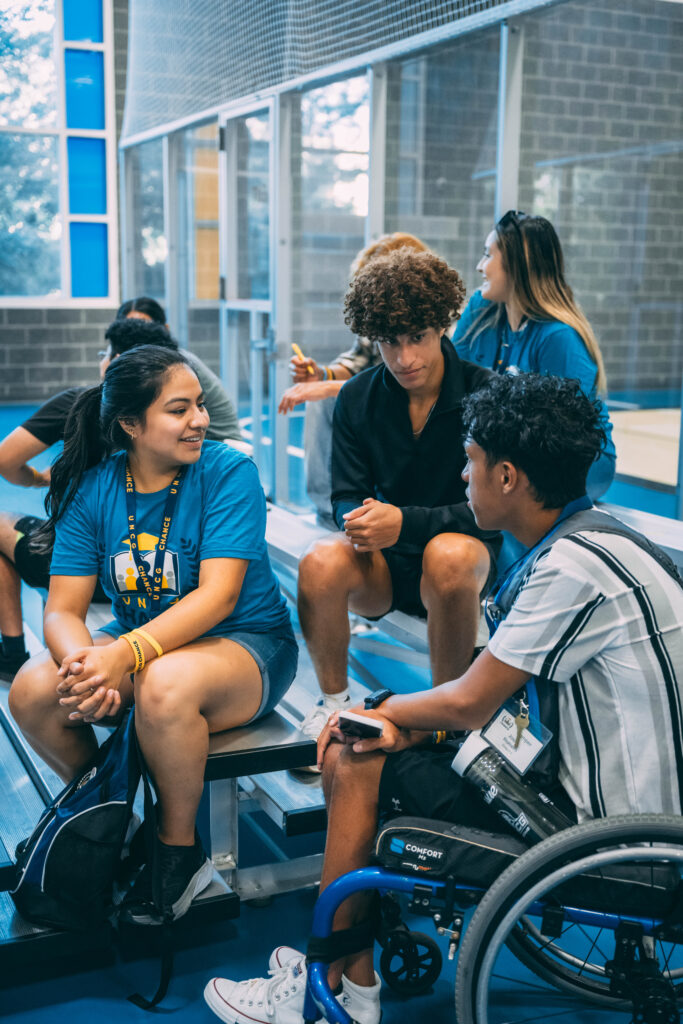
[0,0,119,308]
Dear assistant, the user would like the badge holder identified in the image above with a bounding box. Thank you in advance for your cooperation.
[482,699,552,776]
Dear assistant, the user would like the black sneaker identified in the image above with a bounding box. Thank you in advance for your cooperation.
[0,649,29,683]
[123,834,213,925]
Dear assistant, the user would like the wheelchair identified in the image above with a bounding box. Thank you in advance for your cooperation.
[302,813,683,1023]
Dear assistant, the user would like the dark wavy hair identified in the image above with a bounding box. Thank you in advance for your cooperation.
[32,346,191,554]
[343,248,466,343]
[462,373,607,509]
[105,317,176,357]
[116,296,167,324]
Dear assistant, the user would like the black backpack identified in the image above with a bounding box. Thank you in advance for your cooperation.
[10,708,141,931]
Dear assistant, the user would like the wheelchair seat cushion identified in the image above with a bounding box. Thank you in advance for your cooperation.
[373,816,527,887]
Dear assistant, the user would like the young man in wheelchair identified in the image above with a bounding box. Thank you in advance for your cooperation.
[205,373,683,1024]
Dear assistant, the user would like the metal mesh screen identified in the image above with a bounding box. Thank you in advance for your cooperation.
[121,0,514,141]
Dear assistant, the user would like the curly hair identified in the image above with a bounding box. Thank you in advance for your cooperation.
[462,373,607,509]
[343,248,466,342]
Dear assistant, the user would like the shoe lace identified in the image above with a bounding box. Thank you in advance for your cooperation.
[243,963,304,1015]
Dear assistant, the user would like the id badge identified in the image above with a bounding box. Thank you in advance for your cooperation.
[482,700,552,775]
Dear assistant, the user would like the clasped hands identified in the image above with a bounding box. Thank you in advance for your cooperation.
[343,498,403,552]
[56,640,133,723]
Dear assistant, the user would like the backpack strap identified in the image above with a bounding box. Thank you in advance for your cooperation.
[493,507,682,622]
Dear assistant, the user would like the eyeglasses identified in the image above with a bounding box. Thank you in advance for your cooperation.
[497,209,527,231]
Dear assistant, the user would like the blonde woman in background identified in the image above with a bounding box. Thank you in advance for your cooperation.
[278,233,428,520]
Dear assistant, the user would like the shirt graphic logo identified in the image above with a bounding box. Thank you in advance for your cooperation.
[110,531,180,600]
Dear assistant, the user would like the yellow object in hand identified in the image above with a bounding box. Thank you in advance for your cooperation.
[291,343,315,375]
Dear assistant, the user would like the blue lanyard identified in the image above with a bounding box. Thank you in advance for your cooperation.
[484,494,593,637]
[124,462,184,607]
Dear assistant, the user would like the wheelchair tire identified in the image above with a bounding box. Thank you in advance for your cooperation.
[379,929,443,995]
[454,814,683,1024]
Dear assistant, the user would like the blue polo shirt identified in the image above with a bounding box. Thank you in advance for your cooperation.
[51,441,291,637]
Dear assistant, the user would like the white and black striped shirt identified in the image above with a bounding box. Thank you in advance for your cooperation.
[488,531,683,822]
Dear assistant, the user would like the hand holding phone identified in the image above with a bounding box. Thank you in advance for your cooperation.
[337,710,384,740]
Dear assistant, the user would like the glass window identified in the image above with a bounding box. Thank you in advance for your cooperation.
[70,221,107,296]
[0,133,61,297]
[176,122,220,371]
[236,112,270,301]
[63,0,102,43]
[64,49,105,130]
[67,136,106,214]
[0,0,58,130]
[517,0,683,511]
[128,138,167,303]
[292,75,370,363]
[384,31,500,297]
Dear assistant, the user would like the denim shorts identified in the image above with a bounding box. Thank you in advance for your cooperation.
[98,621,298,724]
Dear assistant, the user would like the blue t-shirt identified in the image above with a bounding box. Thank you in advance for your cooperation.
[452,290,616,469]
[50,441,292,637]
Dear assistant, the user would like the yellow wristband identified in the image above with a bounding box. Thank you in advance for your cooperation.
[121,632,145,673]
[132,628,163,659]
[29,466,42,485]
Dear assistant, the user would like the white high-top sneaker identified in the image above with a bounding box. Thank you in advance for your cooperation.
[205,956,307,1024]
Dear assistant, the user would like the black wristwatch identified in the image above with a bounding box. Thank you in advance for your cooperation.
[364,688,395,710]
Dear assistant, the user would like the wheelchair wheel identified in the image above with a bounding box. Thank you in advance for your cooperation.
[379,929,443,995]
[455,814,683,1024]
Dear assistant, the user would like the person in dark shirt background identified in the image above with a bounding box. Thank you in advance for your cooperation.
[297,248,500,741]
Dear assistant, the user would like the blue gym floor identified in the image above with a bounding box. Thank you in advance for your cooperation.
[0,402,670,1023]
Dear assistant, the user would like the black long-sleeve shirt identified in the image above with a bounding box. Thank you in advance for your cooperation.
[331,340,501,556]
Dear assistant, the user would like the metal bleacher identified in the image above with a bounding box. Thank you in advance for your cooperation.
[1,498,682,977]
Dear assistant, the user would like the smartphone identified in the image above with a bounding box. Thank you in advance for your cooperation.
[337,710,384,740]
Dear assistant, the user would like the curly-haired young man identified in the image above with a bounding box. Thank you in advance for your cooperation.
[296,248,501,741]
[205,374,683,1024]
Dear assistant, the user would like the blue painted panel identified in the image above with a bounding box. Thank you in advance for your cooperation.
[64,50,104,129]
[67,137,106,214]
[70,222,108,297]
[63,0,103,42]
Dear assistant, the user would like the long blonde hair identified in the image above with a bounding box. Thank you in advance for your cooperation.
[350,232,428,278]
[469,214,606,394]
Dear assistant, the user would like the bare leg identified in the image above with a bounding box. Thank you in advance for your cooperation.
[321,743,387,989]
[298,535,393,696]
[0,513,25,637]
[9,633,132,780]
[134,637,262,846]
[420,533,491,684]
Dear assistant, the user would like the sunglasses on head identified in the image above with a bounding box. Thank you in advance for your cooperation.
[497,209,527,231]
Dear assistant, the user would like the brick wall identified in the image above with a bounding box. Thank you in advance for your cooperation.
[0,0,129,404]
[517,0,683,394]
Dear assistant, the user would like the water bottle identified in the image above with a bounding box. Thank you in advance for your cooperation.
[451,731,573,844]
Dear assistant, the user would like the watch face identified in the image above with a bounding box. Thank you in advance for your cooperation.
[366,688,393,709]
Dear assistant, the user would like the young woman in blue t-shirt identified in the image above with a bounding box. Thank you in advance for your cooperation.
[9,346,297,921]
[453,211,616,500]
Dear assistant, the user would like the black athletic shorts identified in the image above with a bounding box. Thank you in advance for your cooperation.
[378,745,577,829]
[14,514,107,601]
[379,540,499,619]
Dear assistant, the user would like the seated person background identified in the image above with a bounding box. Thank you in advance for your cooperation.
[9,345,297,921]
[204,373,683,1024]
[0,316,239,681]
[297,248,500,742]
[278,233,427,521]
[116,296,242,445]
